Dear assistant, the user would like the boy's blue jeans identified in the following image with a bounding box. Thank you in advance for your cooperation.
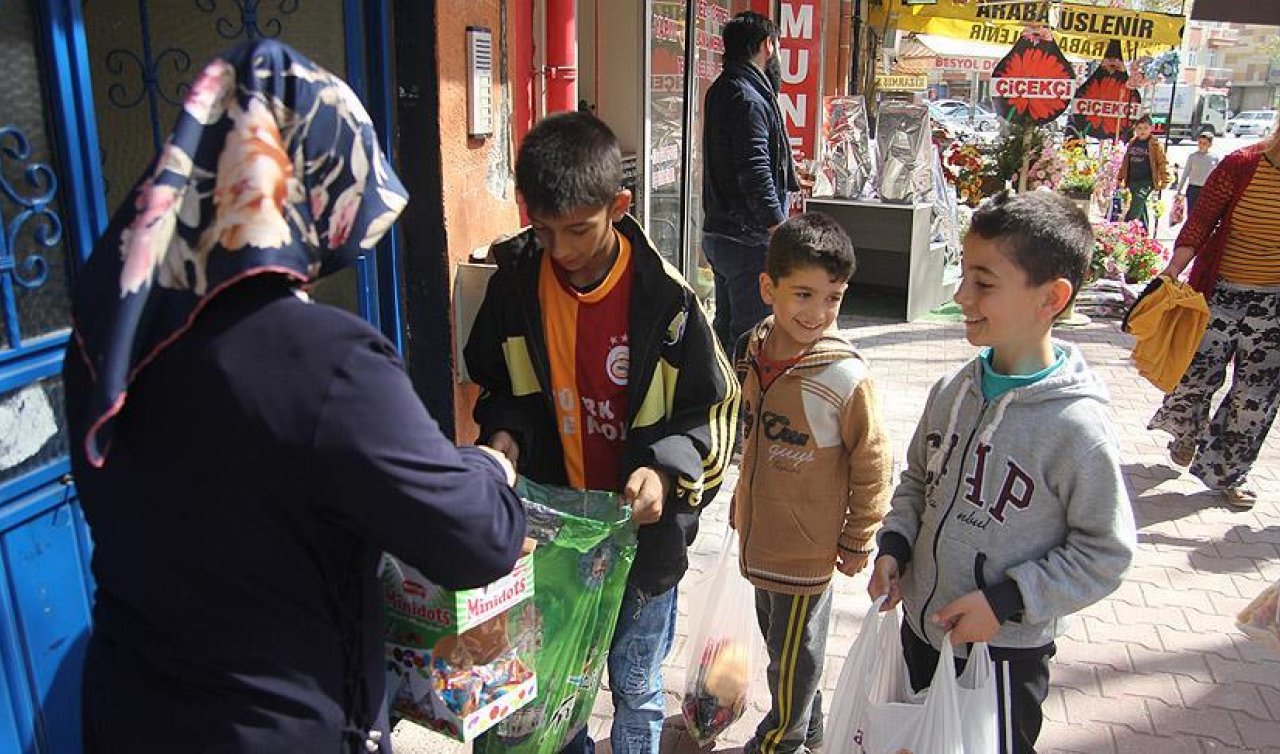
[560,584,679,754]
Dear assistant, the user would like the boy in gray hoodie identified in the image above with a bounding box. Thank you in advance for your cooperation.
[869,191,1136,754]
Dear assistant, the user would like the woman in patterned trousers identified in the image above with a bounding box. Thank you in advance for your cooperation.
[1150,123,1280,509]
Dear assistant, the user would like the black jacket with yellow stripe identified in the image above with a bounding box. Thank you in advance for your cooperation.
[463,214,740,596]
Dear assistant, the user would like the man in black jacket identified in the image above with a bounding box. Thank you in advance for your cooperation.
[702,11,799,353]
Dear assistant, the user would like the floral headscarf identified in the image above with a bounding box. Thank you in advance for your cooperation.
[71,39,408,467]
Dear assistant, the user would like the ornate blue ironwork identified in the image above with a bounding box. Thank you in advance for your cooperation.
[195,0,300,40]
[0,126,63,350]
[101,1,193,154]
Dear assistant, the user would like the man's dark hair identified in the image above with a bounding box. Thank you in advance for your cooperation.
[766,212,856,283]
[515,112,622,218]
[968,190,1094,307]
[1134,113,1153,126]
[722,11,778,65]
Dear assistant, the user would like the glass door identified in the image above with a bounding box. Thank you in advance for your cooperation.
[642,0,754,309]
[643,1,688,267]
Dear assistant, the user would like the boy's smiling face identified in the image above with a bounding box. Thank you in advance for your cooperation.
[759,264,847,357]
[528,191,631,289]
[954,234,1071,373]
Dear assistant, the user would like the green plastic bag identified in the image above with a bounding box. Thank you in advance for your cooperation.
[475,477,637,754]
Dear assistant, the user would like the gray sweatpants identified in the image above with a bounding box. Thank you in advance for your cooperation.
[746,587,833,754]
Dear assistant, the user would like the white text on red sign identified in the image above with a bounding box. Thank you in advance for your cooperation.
[992,76,1074,99]
[1072,98,1141,119]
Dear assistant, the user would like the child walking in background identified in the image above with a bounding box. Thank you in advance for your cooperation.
[733,212,892,754]
[870,191,1136,754]
[1176,132,1220,216]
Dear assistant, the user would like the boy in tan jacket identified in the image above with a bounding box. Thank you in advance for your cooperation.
[731,212,892,754]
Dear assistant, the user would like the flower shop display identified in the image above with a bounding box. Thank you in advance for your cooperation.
[990,26,1075,126]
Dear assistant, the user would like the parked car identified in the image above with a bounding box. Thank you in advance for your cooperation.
[930,99,1001,132]
[1227,110,1277,137]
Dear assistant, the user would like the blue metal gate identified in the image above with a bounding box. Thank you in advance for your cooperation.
[0,2,401,751]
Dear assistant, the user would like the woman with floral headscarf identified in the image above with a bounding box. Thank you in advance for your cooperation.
[63,40,527,753]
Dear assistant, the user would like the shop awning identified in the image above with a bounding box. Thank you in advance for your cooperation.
[870,0,1184,58]
[1190,0,1280,25]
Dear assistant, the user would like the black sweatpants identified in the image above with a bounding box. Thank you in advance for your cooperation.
[901,622,1053,754]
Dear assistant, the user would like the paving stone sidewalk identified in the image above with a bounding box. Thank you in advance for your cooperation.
[393,314,1280,754]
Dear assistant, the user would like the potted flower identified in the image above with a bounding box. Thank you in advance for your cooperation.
[1058,138,1098,200]
[1090,219,1170,285]
[940,142,995,207]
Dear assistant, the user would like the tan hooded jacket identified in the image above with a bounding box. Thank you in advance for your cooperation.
[732,318,892,595]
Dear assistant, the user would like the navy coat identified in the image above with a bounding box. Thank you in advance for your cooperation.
[702,61,798,244]
[65,276,527,753]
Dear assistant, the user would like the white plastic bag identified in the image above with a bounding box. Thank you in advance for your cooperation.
[680,530,761,744]
[826,599,998,754]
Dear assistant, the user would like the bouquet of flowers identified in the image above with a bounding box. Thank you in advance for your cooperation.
[1025,138,1068,191]
[940,142,991,206]
[1091,219,1169,284]
[1058,138,1099,198]
[1092,141,1127,216]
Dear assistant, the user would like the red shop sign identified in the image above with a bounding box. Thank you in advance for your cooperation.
[778,0,822,163]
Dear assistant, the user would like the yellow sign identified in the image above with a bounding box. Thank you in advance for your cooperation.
[877,74,930,91]
[868,0,1184,59]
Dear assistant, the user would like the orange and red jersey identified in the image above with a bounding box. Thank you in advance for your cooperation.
[537,232,633,491]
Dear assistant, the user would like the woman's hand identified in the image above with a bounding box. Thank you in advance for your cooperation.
[486,430,521,467]
[1160,245,1195,280]
[476,445,517,486]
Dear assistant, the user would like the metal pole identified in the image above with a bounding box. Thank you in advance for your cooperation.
[851,0,862,94]
[1165,76,1177,150]
[545,0,578,113]
[677,0,697,274]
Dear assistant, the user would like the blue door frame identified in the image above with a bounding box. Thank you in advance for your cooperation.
[0,2,404,751]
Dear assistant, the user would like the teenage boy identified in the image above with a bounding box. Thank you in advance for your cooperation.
[1119,114,1169,230]
[870,191,1136,754]
[733,213,892,754]
[465,111,740,754]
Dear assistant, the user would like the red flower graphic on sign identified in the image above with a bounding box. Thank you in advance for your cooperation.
[991,30,1075,125]
[1069,40,1141,139]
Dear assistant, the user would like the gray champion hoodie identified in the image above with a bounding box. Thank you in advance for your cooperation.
[878,341,1137,654]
